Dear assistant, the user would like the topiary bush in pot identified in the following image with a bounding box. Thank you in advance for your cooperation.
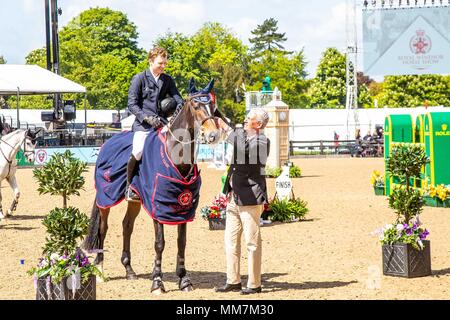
[28,150,103,300]
[374,143,431,278]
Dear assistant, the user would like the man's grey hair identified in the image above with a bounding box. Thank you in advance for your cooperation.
[249,108,269,129]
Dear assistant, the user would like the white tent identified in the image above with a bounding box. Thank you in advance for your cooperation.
[0,64,87,133]
[0,64,86,94]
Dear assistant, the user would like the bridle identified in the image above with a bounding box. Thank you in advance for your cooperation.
[166,93,217,145]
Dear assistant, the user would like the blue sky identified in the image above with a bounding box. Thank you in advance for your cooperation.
[0,0,363,78]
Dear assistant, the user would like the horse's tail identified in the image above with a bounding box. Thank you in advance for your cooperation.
[83,200,101,251]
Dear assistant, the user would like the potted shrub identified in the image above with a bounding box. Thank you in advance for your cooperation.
[265,164,302,178]
[200,194,227,230]
[28,150,103,300]
[264,197,308,223]
[370,170,385,196]
[376,143,431,278]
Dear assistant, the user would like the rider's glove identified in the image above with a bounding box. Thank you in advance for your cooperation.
[144,116,163,128]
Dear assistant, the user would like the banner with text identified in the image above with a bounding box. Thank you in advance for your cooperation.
[363,7,450,76]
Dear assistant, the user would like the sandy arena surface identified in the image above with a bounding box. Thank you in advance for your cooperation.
[1,157,450,300]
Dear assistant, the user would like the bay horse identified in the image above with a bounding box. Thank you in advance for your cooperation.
[0,129,38,220]
[83,79,224,294]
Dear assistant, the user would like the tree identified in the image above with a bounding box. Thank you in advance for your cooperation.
[378,75,450,108]
[247,50,309,107]
[0,55,5,64]
[60,7,144,64]
[155,23,249,122]
[307,48,346,108]
[249,18,288,56]
[23,7,145,110]
[357,72,374,108]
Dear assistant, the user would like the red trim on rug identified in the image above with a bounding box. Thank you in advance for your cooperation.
[94,182,126,209]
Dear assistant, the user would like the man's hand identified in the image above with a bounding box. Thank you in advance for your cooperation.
[217,117,231,132]
[144,115,163,128]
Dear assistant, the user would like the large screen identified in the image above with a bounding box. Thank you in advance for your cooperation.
[363,6,450,76]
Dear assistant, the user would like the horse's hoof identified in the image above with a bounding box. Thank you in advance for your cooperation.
[151,277,166,294]
[182,285,194,292]
[126,272,138,280]
[151,288,165,295]
[6,210,12,217]
[179,276,194,292]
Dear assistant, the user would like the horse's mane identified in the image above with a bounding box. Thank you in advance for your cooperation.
[168,104,185,127]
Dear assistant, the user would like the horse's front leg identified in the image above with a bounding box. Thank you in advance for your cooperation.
[177,223,194,292]
[6,175,19,217]
[121,201,140,280]
[151,220,166,295]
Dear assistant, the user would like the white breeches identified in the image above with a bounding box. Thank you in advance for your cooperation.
[131,131,150,160]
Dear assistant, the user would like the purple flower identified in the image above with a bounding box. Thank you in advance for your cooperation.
[419,229,430,240]
[412,223,418,231]
[405,228,413,236]
[81,256,90,267]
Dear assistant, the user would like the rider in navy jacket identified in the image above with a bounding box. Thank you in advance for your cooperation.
[125,47,183,201]
[128,70,183,132]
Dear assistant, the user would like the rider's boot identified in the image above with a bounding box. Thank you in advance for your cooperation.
[125,155,140,201]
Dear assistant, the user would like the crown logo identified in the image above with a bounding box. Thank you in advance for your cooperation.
[442,124,448,131]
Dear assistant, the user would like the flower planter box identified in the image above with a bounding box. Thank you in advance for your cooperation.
[423,196,438,207]
[36,275,96,300]
[382,240,431,278]
[423,197,450,208]
[374,186,385,196]
[208,218,226,230]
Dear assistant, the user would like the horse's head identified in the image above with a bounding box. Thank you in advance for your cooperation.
[22,129,41,163]
[186,78,221,144]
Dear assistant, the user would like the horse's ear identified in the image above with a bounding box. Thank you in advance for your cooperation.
[203,79,214,94]
[188,77,197,94]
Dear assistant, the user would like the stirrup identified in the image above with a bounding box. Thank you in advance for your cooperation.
[125,187,140,202]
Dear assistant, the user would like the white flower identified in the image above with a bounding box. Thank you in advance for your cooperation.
[396,224,405,231]
[50,253,60,261]
[378,234,385,241]
[384,224,393,231]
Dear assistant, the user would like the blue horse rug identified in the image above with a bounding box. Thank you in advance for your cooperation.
[95,130,201,225]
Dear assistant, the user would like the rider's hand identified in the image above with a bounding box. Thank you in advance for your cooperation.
[144,116,163,128]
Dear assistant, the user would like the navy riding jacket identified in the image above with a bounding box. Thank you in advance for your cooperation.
[127,70,183,132]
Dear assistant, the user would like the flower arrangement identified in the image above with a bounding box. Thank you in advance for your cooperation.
[28,151,104,291]
[423,181,450,201]
[200,193,227,220]
[374,143,430,250]
[29,248,102,286]
[373,217,430,250]
[370,170,385,187]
